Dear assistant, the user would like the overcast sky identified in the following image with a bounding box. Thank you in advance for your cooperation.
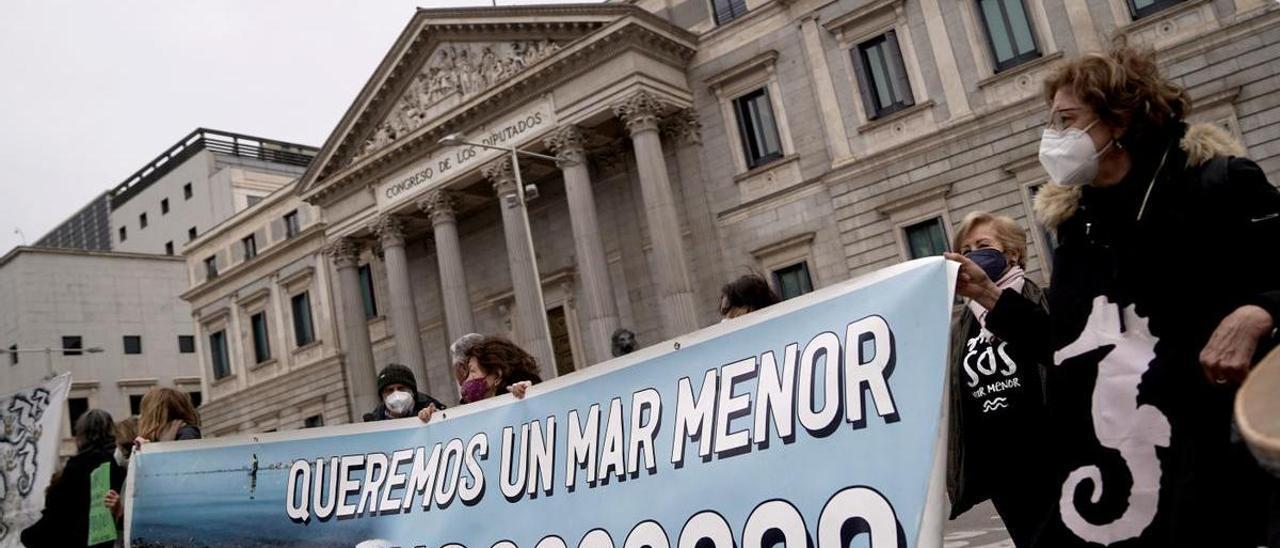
[0,0,592,256]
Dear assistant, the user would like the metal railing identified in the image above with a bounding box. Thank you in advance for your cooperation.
[110,128,318,209]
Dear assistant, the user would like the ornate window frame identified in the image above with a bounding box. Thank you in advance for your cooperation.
[824,0,931,128]
[959,0,1058,81]
[876,185,954,261]
[751,232,819,294]
[707,50,798,175]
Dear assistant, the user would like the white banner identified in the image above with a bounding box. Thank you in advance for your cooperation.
[0,373,70,548]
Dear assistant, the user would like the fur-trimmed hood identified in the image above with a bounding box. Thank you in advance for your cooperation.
[1033,123,1247,230]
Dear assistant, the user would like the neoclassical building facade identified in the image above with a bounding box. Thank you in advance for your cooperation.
[190,0,1280,433]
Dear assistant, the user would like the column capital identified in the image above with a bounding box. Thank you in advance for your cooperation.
[660,108,702,146]
[369,214,407,247]
[613,91,667,136]
[323,237,362,268]
[482,157,518,196]
[543,124,586,162]
[417,190,458,226]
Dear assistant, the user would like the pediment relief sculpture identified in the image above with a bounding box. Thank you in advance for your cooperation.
[353,40,561,163]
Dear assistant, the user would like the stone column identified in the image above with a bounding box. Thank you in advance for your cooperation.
[418,190,477,345]
[482,157,558,379]
[369,214,429,392]
[613,91,699,337]
[545,125,620,364]
[324,237,379,417]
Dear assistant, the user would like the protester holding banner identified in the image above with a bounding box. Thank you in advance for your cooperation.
[719,274,780,320]
[20,409,124,548]
[450,332,487,389]
[949,41,1280,546]
[945,212,1053,547]
[134,388,202,447]
[419,336,542,423]
[365,363,447,422]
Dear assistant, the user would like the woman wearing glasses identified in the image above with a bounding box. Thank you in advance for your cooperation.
[948,42,1279,546]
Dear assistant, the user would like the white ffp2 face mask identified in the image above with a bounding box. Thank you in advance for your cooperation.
[1038,121,1112,187]
[384,391,414,417]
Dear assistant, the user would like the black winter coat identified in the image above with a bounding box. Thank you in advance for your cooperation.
[985,123,1280,547]
[21,446,124,548]
[364,391,446,422]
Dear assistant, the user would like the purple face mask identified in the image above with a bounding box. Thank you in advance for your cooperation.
[460,378,489,404]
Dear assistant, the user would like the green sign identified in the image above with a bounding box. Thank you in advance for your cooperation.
[88,461,117,545]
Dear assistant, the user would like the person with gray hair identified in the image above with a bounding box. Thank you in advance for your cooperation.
[449,333,486,387]
[21,409,125,547]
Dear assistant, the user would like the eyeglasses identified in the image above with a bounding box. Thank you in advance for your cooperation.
[1045,108,1094,132]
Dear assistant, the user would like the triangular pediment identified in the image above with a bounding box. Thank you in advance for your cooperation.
[354,39,563,162]
[297,4,696,203]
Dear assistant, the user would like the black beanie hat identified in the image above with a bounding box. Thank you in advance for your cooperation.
[377,363,417,394]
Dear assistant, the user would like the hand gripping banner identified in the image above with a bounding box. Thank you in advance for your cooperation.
[126,258,958,548]
[1,373,71,548]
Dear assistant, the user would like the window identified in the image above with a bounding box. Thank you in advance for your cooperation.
[123,336,142,355]
[164,241,174,256]
[68,397,89,427]
[161,198,170,215]
[733,88,784,169]
[1128,0,1183,19]
[129,394,144,416]
[178,335,195,354]
[904,217,949,259]
[711,0,748,25]
[139,212,148,229]
[291,292,315,347]
[62,336,83,356]
[209,330,230,380]
[304,415,324,429]
[359,264,378,319]
[250,312,271,364]
[188,391,202,408]
[247,195,263,207]
[188,226,198,242]
[8,344,17,366]
[978,0,1040,71]
[241,235,257,261]
[773,262,814,300]
[118,226,127,242]
[204,256,218,280]
[852,31,915,120]
[183,182,193,200]
[284,210,300,239]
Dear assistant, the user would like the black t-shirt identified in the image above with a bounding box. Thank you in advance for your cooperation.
[957,313,1047,484]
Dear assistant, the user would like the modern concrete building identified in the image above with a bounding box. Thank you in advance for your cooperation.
[1,129,317,452]
[108,128,315,256]
[184,0,1279,435]
[0,247,195,455]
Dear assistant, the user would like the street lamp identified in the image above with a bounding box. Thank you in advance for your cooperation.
[0,345,104,379]
[437,133,572,374]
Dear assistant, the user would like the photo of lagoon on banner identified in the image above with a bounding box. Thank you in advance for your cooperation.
[125,258,958,548]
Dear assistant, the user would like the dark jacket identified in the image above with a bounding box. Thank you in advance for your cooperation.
[986,123,1280,547]
[947,278,1052,525]
[21,446,124,548]
[364,391,446,422]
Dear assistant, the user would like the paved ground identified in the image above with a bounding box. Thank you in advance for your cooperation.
[942,501,1014,548]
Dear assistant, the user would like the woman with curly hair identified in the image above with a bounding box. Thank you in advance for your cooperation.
[948,41,1278,546]
[418,336,542,422]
